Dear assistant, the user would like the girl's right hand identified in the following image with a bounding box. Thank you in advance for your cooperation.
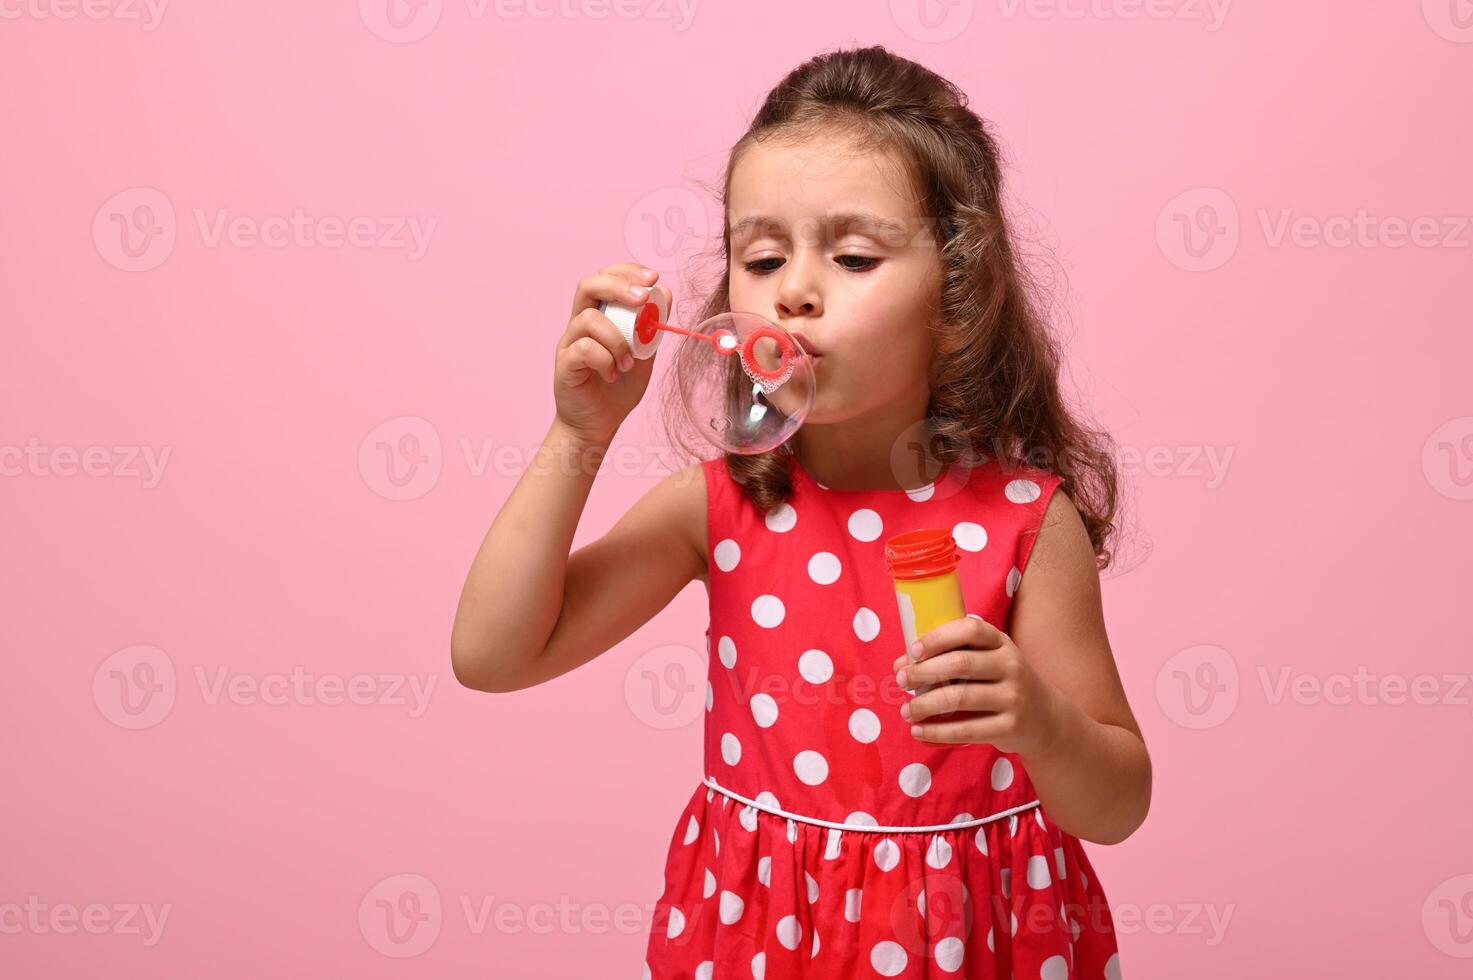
[553,262,668,448]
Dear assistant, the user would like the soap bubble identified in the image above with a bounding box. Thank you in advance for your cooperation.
[674,311,817,455]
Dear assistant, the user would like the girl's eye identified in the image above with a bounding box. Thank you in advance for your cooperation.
[741,256,881,275]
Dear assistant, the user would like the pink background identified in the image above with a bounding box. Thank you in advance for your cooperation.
[4,1,1472,977]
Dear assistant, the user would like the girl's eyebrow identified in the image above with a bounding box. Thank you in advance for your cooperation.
[731,211,909,244]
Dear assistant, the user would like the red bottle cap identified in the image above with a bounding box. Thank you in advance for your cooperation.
[883,528,960,580]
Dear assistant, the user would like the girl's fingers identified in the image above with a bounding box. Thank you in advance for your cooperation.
[905,675,1010,723]
[600,261,659,282]
[571,270,660,317]
[908,615,1005,663]
[560,335,618,385]
[559,307,636,371]
[897,648,1008,690]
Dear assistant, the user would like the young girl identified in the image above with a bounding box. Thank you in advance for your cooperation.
[453,45,1148,980]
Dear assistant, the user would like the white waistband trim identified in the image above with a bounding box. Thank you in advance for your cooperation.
[703,775,1041,834]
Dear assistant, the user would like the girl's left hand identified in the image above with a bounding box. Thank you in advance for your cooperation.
[891,615,1065,756]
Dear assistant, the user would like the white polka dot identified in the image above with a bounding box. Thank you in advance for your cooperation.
[870,940,908,976]
[1009,910,1018,935]
[714,538,741,572]
[899,762,932,797]
[666,905,685,938]
[798,649,833,683]
[1040,954,1068,980]
[926,836,953,869]
[844,887,863,922]
[794,750,829,785]
[847,508,883,542]
[1104,952,1122,980]
[1000,868,1012,898]
[1027,854,1052,889]
[1005,478,1042,504]
[776,915,802,950]
[750,693,779,728]
[703,868,716,898]
[714,828,720,856]
[974,826,988,856]
[824,828,843,860]
[751,594,785,628]
[740,806,758,833]
[718,635,737,668]
[705,680,713,711]
[807,551,841,584]
[852,606,881,641]
[986,926,994,951]
[934,936,964,972]
[721,732,741,765]
[764,502,797,532]
[805,871,819,903]
[874,838,900,871]
[953,520,988,552]
[848,708,881,743]
[684,815,700,844]
[991,757,1014,790]
[757,855,771,885]
[1006,566,1022,597]
[720,890,746,924]
[752,951,766,980]
[1054,846,1067,881]
[695,963,714,980]
[755,791,780,810]
[786,819,798,843]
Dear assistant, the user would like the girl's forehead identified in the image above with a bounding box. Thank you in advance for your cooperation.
[732,138,912,199]
[729,144,920,235]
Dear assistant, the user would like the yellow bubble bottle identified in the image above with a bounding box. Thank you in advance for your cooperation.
[884,528,966,698]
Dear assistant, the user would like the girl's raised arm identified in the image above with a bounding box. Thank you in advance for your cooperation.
[450,265,705,692]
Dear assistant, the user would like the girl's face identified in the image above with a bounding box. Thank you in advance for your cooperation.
[726,135,943,426]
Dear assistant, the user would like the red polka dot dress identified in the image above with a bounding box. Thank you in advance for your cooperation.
[644,449,1121,980]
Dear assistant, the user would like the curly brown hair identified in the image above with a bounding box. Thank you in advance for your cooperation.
[655,44,1123,570]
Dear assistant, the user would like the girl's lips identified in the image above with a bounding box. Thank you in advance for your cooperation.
[790,334,822,357]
